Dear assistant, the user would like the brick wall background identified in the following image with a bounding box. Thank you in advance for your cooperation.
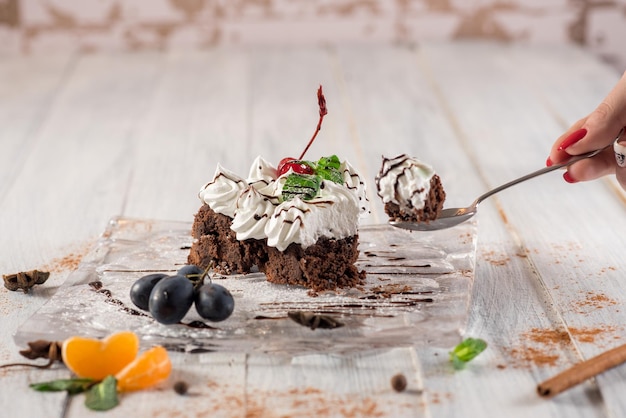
[1,0,625,71]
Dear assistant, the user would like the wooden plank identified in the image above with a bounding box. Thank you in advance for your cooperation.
[419,41,622,415]
[0,52,165,418]
[335,43,605,417]
[120,49,250,222]
[0,53,75,418]
[245,348,424,417]
[0,53,74,203]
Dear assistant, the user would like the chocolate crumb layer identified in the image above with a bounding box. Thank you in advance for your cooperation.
[188,204,365,291]
[188,205,265,274]
[262,235,365,291]
[384,175,446,222]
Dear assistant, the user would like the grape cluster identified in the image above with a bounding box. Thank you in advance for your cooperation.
[129,265,235,325]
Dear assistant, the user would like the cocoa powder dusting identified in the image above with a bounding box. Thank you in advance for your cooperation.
[508,346,560,367]
[572,291,617,313]
[570,326,619,344]
[507,325,621,368]
[42,244,93,273]
[481,249,510,266]
[156,382,394,417]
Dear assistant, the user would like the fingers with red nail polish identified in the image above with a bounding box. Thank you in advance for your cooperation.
[557,128,588,151]
[563,171,578,184]
[545,157,553,167]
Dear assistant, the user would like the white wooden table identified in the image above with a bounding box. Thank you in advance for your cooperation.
[1,42,625,417]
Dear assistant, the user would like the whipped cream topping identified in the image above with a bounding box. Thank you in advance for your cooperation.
[266,180,360,251]
[230,186,276,241]
[198,156,368,250]
[341,160,369,215]
[198,165,246,217]
[375,154,435,211]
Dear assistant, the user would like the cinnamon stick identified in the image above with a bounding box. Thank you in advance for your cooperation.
[537,342,626,397]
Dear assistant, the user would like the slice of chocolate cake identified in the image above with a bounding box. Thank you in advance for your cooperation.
[375,154,446,223]
[188,155,369,291]
[188,86,370,291]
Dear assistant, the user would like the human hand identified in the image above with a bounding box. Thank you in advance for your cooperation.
[547,71,626,189]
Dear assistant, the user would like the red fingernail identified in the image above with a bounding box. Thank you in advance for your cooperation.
[546,157,553,167]
[557,128,587,151]
[563,171,578,184]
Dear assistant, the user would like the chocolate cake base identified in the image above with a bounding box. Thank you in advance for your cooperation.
[188,204,265,274]
[384,174,446,222]
[261,236,365,292]
[188,204,365,291]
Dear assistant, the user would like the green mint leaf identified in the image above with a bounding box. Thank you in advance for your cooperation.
[450,338,487,370]
[316,155,343,184]
[281,173,321,201]
[30,378,95,395]
[84,375,119,411]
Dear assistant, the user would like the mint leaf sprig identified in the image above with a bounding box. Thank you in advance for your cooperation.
[30,378,96,395]
[280,155,344,202]
[85,376,119,411]
[450,337,487,370]
[30,375,119,411]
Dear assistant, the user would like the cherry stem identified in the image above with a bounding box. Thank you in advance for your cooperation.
[298,85,327,161]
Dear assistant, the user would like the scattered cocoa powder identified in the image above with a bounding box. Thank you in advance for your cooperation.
[42,244,93,274]
[509,346,560,367]
[155,383,398,417]
[370,284,413,298]
[524,328,570,345]
[458,232,473,245]
[572,291,617,313]
[428,391,453,405]
[481,250,510,266]
[570,326,620,344]
[507,325,622,368]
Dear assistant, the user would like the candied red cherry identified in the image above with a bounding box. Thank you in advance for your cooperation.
[277,157,314,176]
[277,157,294,175]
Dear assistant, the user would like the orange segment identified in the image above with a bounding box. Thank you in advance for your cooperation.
[61,331,139,380]
[115,346,171,392]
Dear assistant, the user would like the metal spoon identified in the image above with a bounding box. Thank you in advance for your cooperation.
[390,133,620,232]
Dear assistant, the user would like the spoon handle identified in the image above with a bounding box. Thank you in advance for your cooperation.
[473,143,614,207]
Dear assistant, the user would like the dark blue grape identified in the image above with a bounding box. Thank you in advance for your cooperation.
[194,283,235,322]
[149,275,194,324]
[177,265,204,279]
[129,273,168,311]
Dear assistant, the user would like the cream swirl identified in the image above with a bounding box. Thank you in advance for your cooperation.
[198,164,246,217]
[375,154,434,211]
[199,156,368,250]
[247,156,277,190]
[265,197,310,251]
[341,160,369,216]
[231,186,277,241]
[265,180,360,251]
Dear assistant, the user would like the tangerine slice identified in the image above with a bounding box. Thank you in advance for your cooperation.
[115,346,171,392]
[61,331,139,380]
